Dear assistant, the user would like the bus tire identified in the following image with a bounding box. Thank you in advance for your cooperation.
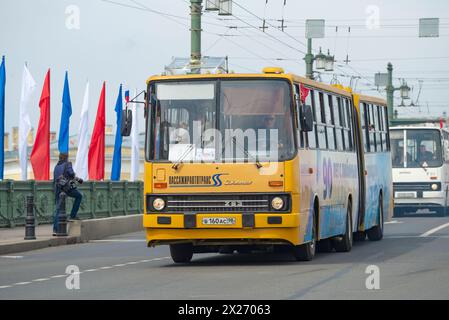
[333,202,353,252]
[170,243,194,263]
[367,195,384,241]
[292,212,317,261]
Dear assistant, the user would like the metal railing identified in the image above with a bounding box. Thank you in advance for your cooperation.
[0,181,144,228]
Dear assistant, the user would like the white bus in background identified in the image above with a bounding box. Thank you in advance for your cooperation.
[391,125,449,217]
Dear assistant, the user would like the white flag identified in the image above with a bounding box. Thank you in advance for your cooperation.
[130,89,140,181]
[74,82,89,180]
[19,64,36,181]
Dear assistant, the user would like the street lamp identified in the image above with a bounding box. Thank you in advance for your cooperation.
[385,63,412,124]
[205,0,219,11]
[304,19,334,79]
[315,48,326,70]
[218,0,232,15]
[324,50,335,72]
[400,81,411,100]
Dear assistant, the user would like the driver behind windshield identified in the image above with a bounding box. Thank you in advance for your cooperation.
[416,144,434,164]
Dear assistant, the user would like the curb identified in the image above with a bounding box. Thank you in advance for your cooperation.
[0,236,81,255]
[0,215,143,255]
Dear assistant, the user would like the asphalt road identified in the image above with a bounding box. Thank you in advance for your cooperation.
[1,216,449,300]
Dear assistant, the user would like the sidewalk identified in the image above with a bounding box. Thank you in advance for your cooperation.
[0,224,80,255]
[0,215,143,255]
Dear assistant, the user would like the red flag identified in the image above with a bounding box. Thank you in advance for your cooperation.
[30,69,51,181]
[88,82,106,180]
[440,117,444,129]
[300,84,310,104]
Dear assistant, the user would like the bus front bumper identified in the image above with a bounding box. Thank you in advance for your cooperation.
[394,199,446,216]
[143,213,302,246]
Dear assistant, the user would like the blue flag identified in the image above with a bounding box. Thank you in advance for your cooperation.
[58,71,72,153]
[0,56,5,180]
[111,85,123,181]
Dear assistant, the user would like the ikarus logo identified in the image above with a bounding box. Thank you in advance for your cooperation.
[212,174,226,187]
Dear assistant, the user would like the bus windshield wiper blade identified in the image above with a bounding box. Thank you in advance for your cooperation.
[171,144,194,171]
[232,136,262,169]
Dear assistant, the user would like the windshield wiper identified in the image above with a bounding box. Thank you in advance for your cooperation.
[231,136,262,169]
[171,144,194,171]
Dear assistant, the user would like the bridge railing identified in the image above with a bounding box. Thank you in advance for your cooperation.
[0,181,144,228]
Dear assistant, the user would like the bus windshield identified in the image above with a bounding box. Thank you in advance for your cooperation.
[149,79,295,162]
[391,129,443,168]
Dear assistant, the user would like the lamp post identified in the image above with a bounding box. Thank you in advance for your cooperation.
[190,1,232,73]
[190,0,203,73]
[386,62,410,125]
[304,43,334,80]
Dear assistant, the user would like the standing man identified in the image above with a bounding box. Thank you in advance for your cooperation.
[53,153,83,235]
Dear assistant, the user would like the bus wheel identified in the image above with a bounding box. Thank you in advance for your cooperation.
[170,243,194,263]
[353,231,366,242]
[367,195,384,241]
[333,202,353,252]
[292,214,316,261]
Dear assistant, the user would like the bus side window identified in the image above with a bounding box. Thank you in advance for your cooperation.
[334,96,344,151]
[307,89,317,149]
[378,106,387,152]
[317,91,327,149]
[382,106,389,151]
[368,104,376,153]
[325,94,336,150]
[375,105,382,152]
[345,98,353,151]
[444,132,449,163]
[360,103,369,153]
[294,84,305,149]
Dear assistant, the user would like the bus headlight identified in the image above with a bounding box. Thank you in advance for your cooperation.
[431,184,439,191]
[153,198,166,211]
[271,197,284,210]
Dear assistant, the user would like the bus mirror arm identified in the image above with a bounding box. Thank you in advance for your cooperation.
[301,104,314,132]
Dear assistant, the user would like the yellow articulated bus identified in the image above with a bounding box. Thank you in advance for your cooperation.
[128,67,393,263]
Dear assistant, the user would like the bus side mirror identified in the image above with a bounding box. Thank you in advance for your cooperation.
[301,104,313,132]
[121,109,132,137]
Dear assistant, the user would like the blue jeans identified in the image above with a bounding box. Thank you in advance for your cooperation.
[53,188,83,232]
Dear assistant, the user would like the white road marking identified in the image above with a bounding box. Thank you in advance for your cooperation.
[0,256,24,259]
[385,235,449,239]
[385,220,403,225]
[420,222,449,237]
[0,257,171,290]
[33,278,50,282]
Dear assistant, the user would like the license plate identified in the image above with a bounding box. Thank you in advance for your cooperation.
[395,192,416,199]
[202,217,236,225]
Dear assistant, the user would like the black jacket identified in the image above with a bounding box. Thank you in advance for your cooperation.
[54,160,76,196]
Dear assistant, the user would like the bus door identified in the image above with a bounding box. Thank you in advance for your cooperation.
[352,99,366,228]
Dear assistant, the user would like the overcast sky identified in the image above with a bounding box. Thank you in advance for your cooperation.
[1,0,449,138]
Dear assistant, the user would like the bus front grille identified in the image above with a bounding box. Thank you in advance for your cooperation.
[393,182,441,192]
[147,194,291,213]
[166,195,270,212]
